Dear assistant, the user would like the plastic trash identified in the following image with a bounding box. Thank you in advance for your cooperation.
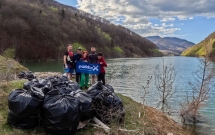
[18,71,35,81]
[71,90,95,121]
[105,84,114,93]
[87,82,124,123]
[86,82,103,100]
[7,88,44,129]
[42,90,80,134]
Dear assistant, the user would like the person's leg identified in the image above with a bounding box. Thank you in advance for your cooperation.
[101,72,105,85]
[85,74,89,88]
[76,73,81,83]
[92,75,95,84]
[64,65,70,79]
[97,73,101,82]
[68,67,73,80]
[80,74,85,88]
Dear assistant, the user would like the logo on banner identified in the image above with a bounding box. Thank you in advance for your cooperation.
[78,65,99,71]
[76,62,100,74]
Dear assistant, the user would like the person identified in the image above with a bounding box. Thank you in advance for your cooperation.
[74,47,82,83]
[80,51,89,89]
[63,44,75,80]
[97,52,107,85]
[88,47,98,84]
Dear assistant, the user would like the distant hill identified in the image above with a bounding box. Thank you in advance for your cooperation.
[0,0,162,61]
[181,31,215,59]
[146,36,195,55]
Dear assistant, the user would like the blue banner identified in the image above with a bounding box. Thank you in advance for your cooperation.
[76,61,100,74]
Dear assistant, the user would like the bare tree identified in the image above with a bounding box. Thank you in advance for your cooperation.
[140,76,152,135]
[180,55,215,123]
[155,60,176,104]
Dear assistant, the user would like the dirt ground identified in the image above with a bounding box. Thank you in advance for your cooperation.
[145,106,194,135]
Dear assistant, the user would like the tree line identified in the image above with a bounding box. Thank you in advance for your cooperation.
[0,0,163,61]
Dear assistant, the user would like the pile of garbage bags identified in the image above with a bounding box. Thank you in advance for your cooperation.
[18,71,35,81]
[8,73,125,134]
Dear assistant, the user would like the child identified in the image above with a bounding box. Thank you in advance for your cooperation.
[80,51,89,89]
[97,52,107,85]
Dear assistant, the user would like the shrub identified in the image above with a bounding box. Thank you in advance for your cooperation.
[2,48,15,59]
[72,43,87,52]
[114,46,123,53]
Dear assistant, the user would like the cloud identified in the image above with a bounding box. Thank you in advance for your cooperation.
[161,17,176,22]
[77,0,215,37]
[161,23,174,27]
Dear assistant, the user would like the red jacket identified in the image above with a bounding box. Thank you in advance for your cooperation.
[98,57,107,73]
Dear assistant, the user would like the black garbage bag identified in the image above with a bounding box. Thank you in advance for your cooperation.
[87,83,125,123]
[42,90,80,135]
[71,90,95,121]
[7,88,44,129]
[68,81,79,91]
[23,78,52,94]
[105,84,114,93]
[17,71,35,81]
[54,81,79,94]
[23,79,37,90]
[45,76,79,94]
[86,82,103,100]
[25,71,35,81]
[18,71,26,79]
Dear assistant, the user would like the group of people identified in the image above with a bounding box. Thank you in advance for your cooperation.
[63,44,107,89]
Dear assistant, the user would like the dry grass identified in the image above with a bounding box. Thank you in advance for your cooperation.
[0,55,28,74]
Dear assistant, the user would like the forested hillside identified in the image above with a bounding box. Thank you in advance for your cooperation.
[0,0,162,61]
[146,36,194,55]
[181,31,215,59]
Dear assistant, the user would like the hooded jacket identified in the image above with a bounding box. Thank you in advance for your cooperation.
[98,57,107,73]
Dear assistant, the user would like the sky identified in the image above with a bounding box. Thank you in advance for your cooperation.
[55,0,215,44]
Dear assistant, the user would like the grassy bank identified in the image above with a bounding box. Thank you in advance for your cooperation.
[0,80,193,135]
[0,55,28,74]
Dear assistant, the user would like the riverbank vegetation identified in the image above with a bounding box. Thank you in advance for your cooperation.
[180,55,215,123]
[0,0,163,61]
[181,31,215,60]
[0,55,28,82]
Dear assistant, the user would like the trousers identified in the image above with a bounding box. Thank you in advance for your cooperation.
[80,73,89,87]
[97,72,105,85]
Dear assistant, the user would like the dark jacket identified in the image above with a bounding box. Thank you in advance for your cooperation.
[74,53,82,62]
[89,52,98,64]
[74,53,82,71]
[98,57,107,73]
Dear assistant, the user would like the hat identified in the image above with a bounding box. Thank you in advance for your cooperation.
[77,47,82,50]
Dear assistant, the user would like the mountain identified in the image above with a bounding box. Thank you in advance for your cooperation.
[146,36,195,55]
[181,31,215,59]
[0,0,162,61]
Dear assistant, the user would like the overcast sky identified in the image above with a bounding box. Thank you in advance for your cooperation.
[55,0,215,44]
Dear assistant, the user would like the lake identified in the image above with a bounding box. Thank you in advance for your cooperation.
[22,56,215,135]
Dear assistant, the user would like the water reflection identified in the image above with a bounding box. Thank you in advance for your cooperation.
[106,57,215,135]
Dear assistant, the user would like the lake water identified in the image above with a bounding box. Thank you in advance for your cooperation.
[22,56,215,135]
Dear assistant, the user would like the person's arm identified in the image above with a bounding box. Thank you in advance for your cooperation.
[88,55,92,64]
[73,54,77,62]
[64,55,68,69]
[102,59,107,67]
[99,58,107,67]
